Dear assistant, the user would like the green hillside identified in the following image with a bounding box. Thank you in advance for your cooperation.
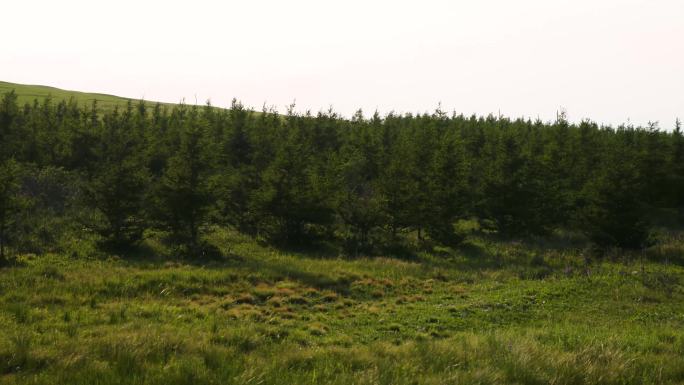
[0,81,173,112]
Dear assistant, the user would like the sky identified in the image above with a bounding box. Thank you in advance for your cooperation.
[2,0,683,127]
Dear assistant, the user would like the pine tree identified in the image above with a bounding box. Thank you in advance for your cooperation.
[0,159,21,265]
[251,110,332,243]
[214,100,258,233]
[151,115,213,253]
[0,91,19,161]
[378,127,417,236]
[89,109,149,248]
[482,126,558,237]
[425,129,468,245]
[0,91,21,263]
[640,122,668,206]
[670,118,684,209]
[333,145,387,254]
[579,139,651,251]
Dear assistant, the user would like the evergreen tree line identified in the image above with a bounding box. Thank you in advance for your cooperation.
[1,90,683,263]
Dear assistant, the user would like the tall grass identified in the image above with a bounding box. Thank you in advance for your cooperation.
[1,228,683,384]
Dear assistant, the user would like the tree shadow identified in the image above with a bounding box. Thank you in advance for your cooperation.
[238,255,356,294]
[268,239,342,260]
[427,233,557,272]
[106,240,245,270]
[447,240,510,271]
[105,234,357,294]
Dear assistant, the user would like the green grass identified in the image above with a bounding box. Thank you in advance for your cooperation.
[0,81,176,113]
[1,229,683,384]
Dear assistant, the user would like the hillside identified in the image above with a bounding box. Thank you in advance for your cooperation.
[0,81,175,112]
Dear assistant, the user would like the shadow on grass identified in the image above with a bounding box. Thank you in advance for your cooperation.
[267,234,421,262]
[645,243,684,267]
[239,255,357,294]
[103,240,245,270]
[93,227,625,291]
[268,239,342,260]
[426,231,580,274]
[102,233,357,294]
[447,239,510,271]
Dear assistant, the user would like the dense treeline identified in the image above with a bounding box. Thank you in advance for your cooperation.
[0,90,682,263]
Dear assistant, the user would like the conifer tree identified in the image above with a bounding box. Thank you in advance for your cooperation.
[89,109,149,248]
[0,91,19,161]
[251,109,332,243]
[640,122,668,206]
[579,140,651,251]
[672,118,684,209]
[0,159,20,265]
[378,127,418,236]
[333,146,386,254]
[425,130,468,245]
[214,100,258,233]
[151,116,213,253]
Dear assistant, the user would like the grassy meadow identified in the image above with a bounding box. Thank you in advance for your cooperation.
[0,81,174,113]
[2,227,684,385]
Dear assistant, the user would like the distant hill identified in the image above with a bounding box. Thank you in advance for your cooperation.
[0,81,177,113]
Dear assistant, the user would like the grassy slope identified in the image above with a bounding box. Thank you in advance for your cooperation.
[0,81,175,113]
[1,229,683,384]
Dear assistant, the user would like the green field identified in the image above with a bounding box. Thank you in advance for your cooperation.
[2,228,683,385]
[0,81,174,113]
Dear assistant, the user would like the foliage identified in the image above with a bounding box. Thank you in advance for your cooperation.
[150,110,213,252]
[1,87,683,257]
[0,159,21,263]
[579,147,652,250]
[89,104,149,248]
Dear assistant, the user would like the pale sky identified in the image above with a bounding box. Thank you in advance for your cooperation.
[2,0,683,127]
